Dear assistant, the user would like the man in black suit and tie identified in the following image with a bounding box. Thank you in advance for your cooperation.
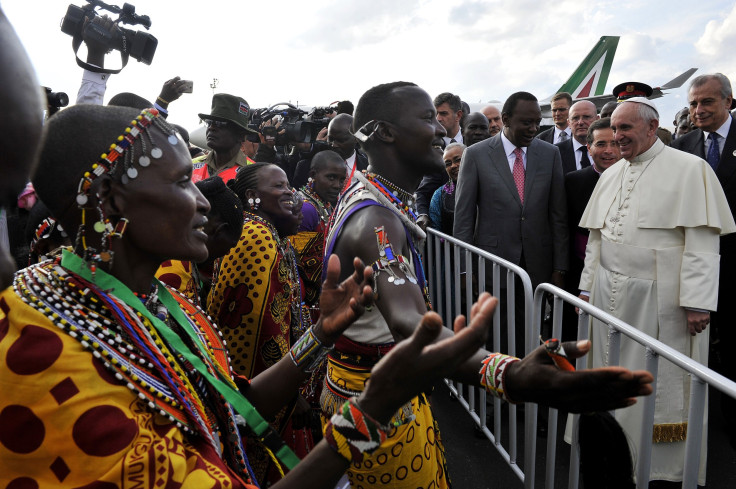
[671,73,736,446]
[556,100,598,174]
[454,91,568,354]
[562,117,620,339]
[536,92,572,144]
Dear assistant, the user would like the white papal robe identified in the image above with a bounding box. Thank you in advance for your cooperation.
[578,139,736,484]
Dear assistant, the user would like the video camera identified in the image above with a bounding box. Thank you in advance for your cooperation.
[247,103,334,146]
[43,87,69,118]
[61,0,157,71]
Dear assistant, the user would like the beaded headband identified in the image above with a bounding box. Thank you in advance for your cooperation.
[75,107,179,207]
[73,107,180,272]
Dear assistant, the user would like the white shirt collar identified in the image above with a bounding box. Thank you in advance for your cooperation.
[345,151,357,170]
[704,115,732,140]
[501,131,527,156]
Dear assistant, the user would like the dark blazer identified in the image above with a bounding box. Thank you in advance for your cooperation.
[292,149,368,189]
[453,133,568,287]
[564,166,600,291]
[536,127,556,144]
[416,170,449,215]
[672,119,736,254]
[672,115,736,398]
[555,139,579,174]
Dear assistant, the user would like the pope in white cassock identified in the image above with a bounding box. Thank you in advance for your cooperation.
[578,97,736,485]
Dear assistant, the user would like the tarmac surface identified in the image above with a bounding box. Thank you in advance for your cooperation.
[431,380,736,489]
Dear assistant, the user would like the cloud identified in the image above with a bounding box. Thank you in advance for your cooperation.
[292,0,422,52]
[449,1,492,26]
[695,3,736,78]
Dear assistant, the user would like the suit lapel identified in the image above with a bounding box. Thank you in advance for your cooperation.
[717,117,736,183]
[488,137,523,207]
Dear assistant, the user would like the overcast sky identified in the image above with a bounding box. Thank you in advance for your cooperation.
[5,0,736,132]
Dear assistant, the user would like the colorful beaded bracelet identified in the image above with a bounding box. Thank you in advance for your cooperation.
[479,352,520,403]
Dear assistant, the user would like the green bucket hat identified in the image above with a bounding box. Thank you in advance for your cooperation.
[198,93,257,133]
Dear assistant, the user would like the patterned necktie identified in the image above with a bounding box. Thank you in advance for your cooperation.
[558,131,568,143]
[580,145,591,168]
[707,132,720,170]
[513,147,525,203]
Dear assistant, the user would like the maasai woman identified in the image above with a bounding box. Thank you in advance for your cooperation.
[208,162,316,480]
[428,142,465,234]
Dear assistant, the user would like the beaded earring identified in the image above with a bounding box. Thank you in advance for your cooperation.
[248,197,261,211]
[73,108,178,274]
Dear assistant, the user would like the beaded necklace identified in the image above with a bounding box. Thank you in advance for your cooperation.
[364,172,418,221]
[300,182,333,223]
[13,255,262,480]
[331,173,431,310]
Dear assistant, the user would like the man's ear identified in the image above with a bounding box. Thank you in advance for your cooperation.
[373,121,395,143]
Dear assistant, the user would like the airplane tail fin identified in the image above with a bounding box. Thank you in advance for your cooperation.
[556,36,620,99]
[659,68,698,90]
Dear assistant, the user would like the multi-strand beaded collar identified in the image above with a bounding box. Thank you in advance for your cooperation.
[364,172,417,222]
[300,182,333,223]
[13,251,256,480]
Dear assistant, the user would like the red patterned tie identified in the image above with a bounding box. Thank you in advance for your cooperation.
[512,147,525,203]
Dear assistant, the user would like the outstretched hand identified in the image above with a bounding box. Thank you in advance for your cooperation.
[358,293,497,424]
[315,255,373,344]
[505,340,653,413]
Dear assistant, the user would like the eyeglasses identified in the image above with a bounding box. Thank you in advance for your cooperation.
[204,120,230,128]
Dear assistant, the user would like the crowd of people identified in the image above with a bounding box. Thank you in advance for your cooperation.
[3,6,735,488]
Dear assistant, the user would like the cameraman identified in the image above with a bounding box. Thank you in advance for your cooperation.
[292,114,367,189]
[253,116,328,184]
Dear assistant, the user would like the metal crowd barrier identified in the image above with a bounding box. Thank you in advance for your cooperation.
[424,228,736,489]
[539,283,736,489]
[425,228,539,488]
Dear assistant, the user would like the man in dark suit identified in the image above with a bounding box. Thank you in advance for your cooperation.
[536,92,572,144]
[556,100,598,174]
[454,91,568,354]
[671,73,736,447]
[562,117,620,339]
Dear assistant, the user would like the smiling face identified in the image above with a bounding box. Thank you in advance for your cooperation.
[252,165,294,224]
[391,86,447,176]
[443,145,463,182]
[587,127,620,172]
[503,99,542,148]
[688,78,732,133]
[118,127,211,264]
[610,102,658,160]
